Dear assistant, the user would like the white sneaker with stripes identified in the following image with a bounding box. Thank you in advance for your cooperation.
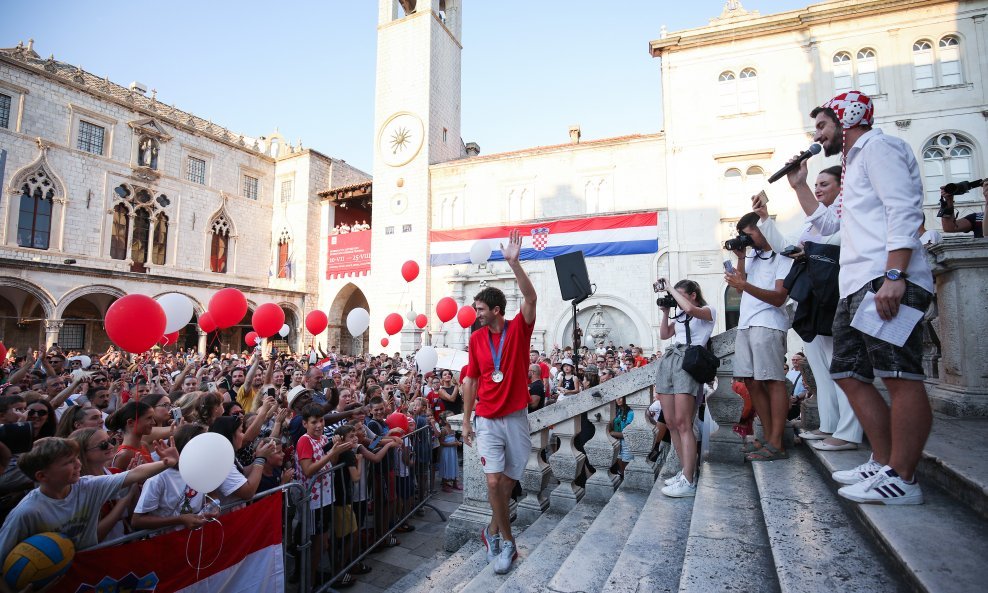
[837,466,923,505]
[831,456,883,485]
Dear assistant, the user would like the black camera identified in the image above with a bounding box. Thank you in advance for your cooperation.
[0,422,34,455]
[656,293,678,308]
[943,179,984,196]
[724,233,755,252]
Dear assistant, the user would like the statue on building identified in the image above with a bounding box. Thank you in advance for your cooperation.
[139,137,159,170]
[587,304,612,349]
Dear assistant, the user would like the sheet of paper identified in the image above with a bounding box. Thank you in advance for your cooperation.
[850,291,924,347]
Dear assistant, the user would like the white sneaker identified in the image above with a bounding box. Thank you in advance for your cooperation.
[838,466,924,505]
[481,525,500,564]
[661,475,696,498]
[494,539,517,574]
[664,470,683,486]
[832,456,883,485]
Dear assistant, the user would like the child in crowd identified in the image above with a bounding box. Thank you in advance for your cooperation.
[437,412,462,492]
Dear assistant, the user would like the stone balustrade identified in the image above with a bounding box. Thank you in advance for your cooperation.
[444,361,661,551]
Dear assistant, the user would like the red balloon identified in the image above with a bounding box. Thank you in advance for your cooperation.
[415,314,428,329]
[305,310,328,335]
[457,305,477,329]
[381,338,389,348]
[105,295,167,354]
[384,313,404,336]
[252,303,285,338]
[386,412,412,436]
[436,297,458,323]
[401,260,420,283]
[0,341,7,363]
[158,331,179,346]
[209,288,248,329]
[198,312,217,333]
[244,331,260,347]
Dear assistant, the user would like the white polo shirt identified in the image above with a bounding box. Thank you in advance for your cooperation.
[738,250,793,332]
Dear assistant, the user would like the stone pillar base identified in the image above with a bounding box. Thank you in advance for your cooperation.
[548,482,584,513]
[928,382,988,417]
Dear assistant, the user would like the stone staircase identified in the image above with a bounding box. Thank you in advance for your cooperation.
[385,352,988,593]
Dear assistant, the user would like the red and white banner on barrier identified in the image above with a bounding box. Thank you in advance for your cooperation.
[60,491,284,593]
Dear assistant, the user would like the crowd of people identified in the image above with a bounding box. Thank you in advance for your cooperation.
[330,220,370,235]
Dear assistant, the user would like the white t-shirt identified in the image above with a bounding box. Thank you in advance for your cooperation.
[216,465,248,505]
[738,251,793,332]
[134,469,205,517]
[673,307,718,346]
[647,400,662,423]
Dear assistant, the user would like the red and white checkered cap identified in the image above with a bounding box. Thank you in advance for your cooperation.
[822,91,874,129]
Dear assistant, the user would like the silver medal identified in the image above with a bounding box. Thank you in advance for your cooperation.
[491,370,504,383]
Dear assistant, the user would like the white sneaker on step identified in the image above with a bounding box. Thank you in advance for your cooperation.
[661,475,696,498]
[831,456,883,485]
[838,466,924,505]
[664,470,683,486]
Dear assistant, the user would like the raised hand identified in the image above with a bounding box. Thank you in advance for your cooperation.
[500,228,523,265]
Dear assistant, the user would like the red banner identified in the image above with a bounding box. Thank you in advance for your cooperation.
[327,231,371,279]
[59,492,284,593]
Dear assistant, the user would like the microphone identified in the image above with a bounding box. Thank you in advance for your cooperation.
[767,143,822,183]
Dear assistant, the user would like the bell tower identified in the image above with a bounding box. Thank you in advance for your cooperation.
[370,0,462,351]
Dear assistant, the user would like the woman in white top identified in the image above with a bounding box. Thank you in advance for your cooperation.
[654,279,717,498]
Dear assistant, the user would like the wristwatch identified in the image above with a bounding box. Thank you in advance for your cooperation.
[885,269,908,281]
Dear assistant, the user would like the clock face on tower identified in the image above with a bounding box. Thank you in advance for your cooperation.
[378,112,424,167]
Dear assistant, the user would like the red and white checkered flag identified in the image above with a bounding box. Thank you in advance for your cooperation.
[531,227,549,251]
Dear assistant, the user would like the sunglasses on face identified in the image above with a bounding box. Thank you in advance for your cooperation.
[87,440,113,451]
[27,409,48,417]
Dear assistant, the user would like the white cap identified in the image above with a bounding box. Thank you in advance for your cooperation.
[286,385,309,407]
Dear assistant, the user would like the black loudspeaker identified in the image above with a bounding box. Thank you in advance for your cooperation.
[554,251,592,302]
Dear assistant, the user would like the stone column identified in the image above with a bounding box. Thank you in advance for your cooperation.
[547,415,585,512]
[582,401,619,501]
[619,386,660,490]
[516,427,551,525]
[197,331,208,356]
[44,320,64,349]
[928,239,988,416]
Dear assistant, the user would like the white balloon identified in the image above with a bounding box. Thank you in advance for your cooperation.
[405,310,417,322]
[278,324,290,338]
[179,433,234,493]
[346,308,370,337]
[415,345,439,374]
[469,240,491,265]
[156,293,194,335]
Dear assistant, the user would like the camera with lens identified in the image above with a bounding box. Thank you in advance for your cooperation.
[724,233,755,252]
[656,293,678,309]
[938,179,984,217]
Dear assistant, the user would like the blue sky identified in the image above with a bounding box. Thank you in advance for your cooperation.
[3,1,812,172]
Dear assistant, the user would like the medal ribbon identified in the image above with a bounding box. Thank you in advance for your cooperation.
[487,321,509,378]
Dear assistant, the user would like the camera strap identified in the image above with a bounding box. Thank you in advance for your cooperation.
[684,315,693,347]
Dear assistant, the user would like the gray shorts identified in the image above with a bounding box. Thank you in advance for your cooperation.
[475,408,531,481]
[734,327,787,382]
[654,343,701,396]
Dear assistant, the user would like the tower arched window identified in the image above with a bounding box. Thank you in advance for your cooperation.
[131,208,151,266]
[152,212,168,265]
[913,39,935,89]
[718,71,737,113]
[210,216,231,273]
[922,133,975,204]
[277,229,290,279]
[110,203,129,260]
[17,182,53,250]
[738,68,759,112]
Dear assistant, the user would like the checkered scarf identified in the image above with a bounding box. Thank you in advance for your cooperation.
[822,91,874,218]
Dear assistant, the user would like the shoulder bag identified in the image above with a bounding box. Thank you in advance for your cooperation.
[681,315,720,384]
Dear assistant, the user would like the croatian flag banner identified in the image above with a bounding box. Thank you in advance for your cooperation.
[429,212,658,266]
[60,492,284,593]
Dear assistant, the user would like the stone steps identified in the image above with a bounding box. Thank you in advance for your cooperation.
[915,413,988,520]
[750,447,907,593]
[807,445,988,593]
[677,459,780,593]
[386,538,482,593]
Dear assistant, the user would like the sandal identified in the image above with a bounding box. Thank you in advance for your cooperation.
[334,572,356,588]
[746,443,788,462]
[385,534,400,547]
[352,562,373,575]
[740,439,763,454]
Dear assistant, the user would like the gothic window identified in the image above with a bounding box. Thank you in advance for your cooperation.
[152,212,168,265]
[277,229,291,279]
[922,133,975,204]
[77,120,105,155]
[131,208,151,265]
[186,156,206,184]
[738,68,759,112]
[718,71,737,113]
[0,93,10,129]
[110,203,129,260]
[939,36,962,86]
[913,40,935,89]
[210,216,231,273]
[138,136,159,169]
[17,183,52,250]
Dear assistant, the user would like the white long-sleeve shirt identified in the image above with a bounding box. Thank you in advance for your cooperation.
[805,128,933,298]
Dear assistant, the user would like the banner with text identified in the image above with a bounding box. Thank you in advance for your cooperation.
[327,230,371,279]
[429,212,659,266]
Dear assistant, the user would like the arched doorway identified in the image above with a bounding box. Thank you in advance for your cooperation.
[0,281,54,349]
[328,284,369,356]
[58,290,122,352]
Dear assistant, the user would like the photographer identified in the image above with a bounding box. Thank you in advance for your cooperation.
[724,212,793,462]
[654,278,716,498]
[939,184,985,237]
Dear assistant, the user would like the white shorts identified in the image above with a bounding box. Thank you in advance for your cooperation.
[734,327,787,382]
[475,408,531,481]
